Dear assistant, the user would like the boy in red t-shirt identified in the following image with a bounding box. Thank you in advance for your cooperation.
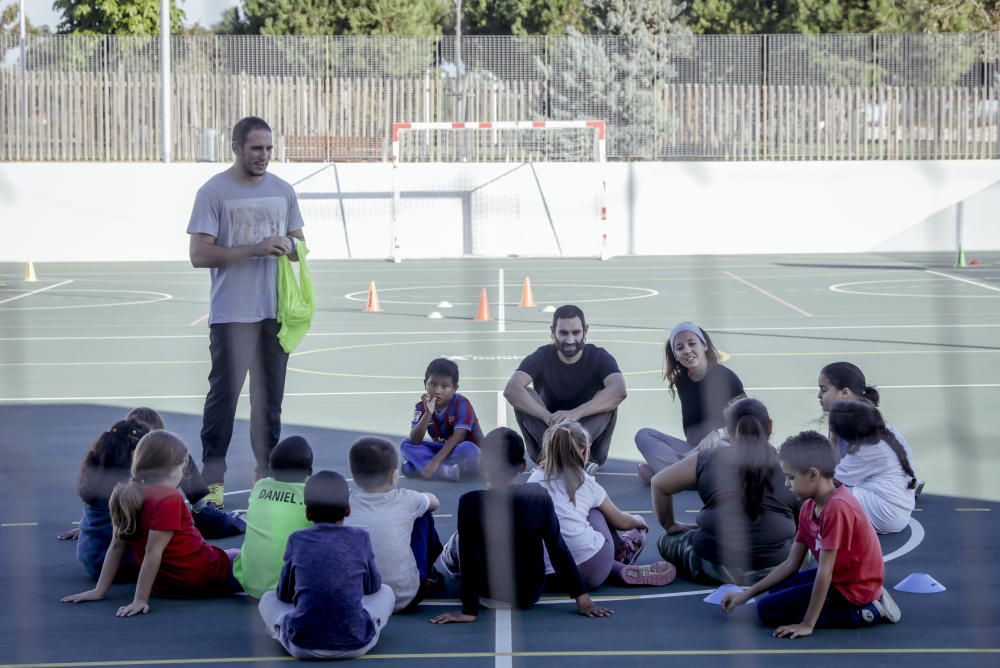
[721,430,901,638]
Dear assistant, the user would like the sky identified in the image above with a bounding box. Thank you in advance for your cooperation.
[20,0,241,30]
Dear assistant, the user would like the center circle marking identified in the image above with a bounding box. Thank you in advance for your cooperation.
[343,283,659,306]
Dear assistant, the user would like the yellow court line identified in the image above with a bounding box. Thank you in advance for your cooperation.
[2,648,998,667]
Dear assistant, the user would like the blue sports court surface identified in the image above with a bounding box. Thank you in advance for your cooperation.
[1,252,999,666]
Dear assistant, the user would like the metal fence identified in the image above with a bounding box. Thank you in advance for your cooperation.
[2,33,999,161]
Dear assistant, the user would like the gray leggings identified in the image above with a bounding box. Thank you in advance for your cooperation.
[574,509,625,590]
[635,427,695,472]
[657,529,781,587]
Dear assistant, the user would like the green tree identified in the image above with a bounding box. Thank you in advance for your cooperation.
[235,0,448,36]
[684,0,1000,35]
[463,0,588,35]
[54,0,185,35]
[546,0,689,159]
[0,2,49,34]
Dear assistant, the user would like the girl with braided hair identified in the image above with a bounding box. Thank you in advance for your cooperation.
[828,401,918,535]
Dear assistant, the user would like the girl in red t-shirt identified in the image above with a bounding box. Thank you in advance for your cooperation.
[62,431,240,616]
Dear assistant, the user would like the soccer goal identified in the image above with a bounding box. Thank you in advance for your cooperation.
[388,120,609,262]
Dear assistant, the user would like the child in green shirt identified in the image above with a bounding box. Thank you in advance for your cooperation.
[233,436,313,598]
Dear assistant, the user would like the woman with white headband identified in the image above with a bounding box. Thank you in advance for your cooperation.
[635,322,745,484]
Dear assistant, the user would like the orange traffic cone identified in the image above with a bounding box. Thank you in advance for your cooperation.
[519,276,536,308]
[363,281,383,312]
[474,288,492,321]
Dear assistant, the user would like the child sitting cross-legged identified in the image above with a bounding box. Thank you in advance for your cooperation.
[431,428,613,624]
[721,430,902,638]
[346,437,445,612]
[258,471,394,660]
[529,421,677,589]
[233,436,314,599]
[400,358,483,482]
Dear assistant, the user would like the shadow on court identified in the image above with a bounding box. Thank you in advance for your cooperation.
[1,404,999,667]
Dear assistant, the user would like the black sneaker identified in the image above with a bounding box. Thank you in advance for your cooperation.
[193,504,246,538]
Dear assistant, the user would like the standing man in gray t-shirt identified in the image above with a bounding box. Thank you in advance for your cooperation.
[187,116,306,507]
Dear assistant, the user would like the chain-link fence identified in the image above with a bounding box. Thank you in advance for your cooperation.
[2,33,998,161]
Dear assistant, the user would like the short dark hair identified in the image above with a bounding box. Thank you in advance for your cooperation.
[304,470,350,523]
[479,427,525,480]
[551,304,586,330]
[348,437,399,490]
[232,116,272,151]
[424,358,459,384]
[125,407,165,431]
[269,436,313,482]
[779,430,838,478]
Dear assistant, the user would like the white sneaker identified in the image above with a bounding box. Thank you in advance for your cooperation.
[584,461,600,476]
[872,588,902,623]
[439,532,461,577]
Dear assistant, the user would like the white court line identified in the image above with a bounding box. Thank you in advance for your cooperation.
[343,283,659,306]
[4,322,1000,342]
[0,279,74,305]
[188,314,209,326]
[497,391,507,428]
[497,269,506,334]
[424,518,926,610]
[4,384,999,403]
[925,269,1000,294]
[725,271,812,317]
[883,517,925,563]
[495,607,513,668]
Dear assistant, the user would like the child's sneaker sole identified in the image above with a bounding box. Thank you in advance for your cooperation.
[874,588,902,623]
[620,561,676,586]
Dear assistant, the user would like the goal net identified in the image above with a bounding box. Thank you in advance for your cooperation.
[388,121,608,261]
[292,121,608,261]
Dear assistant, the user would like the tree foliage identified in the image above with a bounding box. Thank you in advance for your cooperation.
[226,0,449,36]
[463,0,588,35]
[54,0,185,35]
[683,0,1000,35]
[0,2,49,35]
[547,0,689,159]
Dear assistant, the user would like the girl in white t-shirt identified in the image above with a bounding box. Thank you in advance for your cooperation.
[528,421,676,589]
[829,400,918,534]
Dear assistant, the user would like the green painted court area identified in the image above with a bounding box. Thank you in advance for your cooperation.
[3,253,999,501]
[1,252,999,667]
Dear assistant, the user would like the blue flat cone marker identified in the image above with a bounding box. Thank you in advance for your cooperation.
[703,583,755,605]
[894,572,946,594]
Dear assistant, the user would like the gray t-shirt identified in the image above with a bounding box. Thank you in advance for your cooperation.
[344,488,431,611]
[186,171,305,324]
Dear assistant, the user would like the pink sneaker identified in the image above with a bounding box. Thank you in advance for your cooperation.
[637,463,655,485]
[615,528,646,565]
[620,561,676,587]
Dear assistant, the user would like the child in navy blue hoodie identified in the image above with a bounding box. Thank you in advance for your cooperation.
[258,471,395,659]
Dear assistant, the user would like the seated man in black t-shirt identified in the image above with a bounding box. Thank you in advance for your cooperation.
[503,305,627,472]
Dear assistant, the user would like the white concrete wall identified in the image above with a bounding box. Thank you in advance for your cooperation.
[1,160,997,262]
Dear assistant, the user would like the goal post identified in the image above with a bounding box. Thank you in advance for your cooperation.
[389,120,609,262]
